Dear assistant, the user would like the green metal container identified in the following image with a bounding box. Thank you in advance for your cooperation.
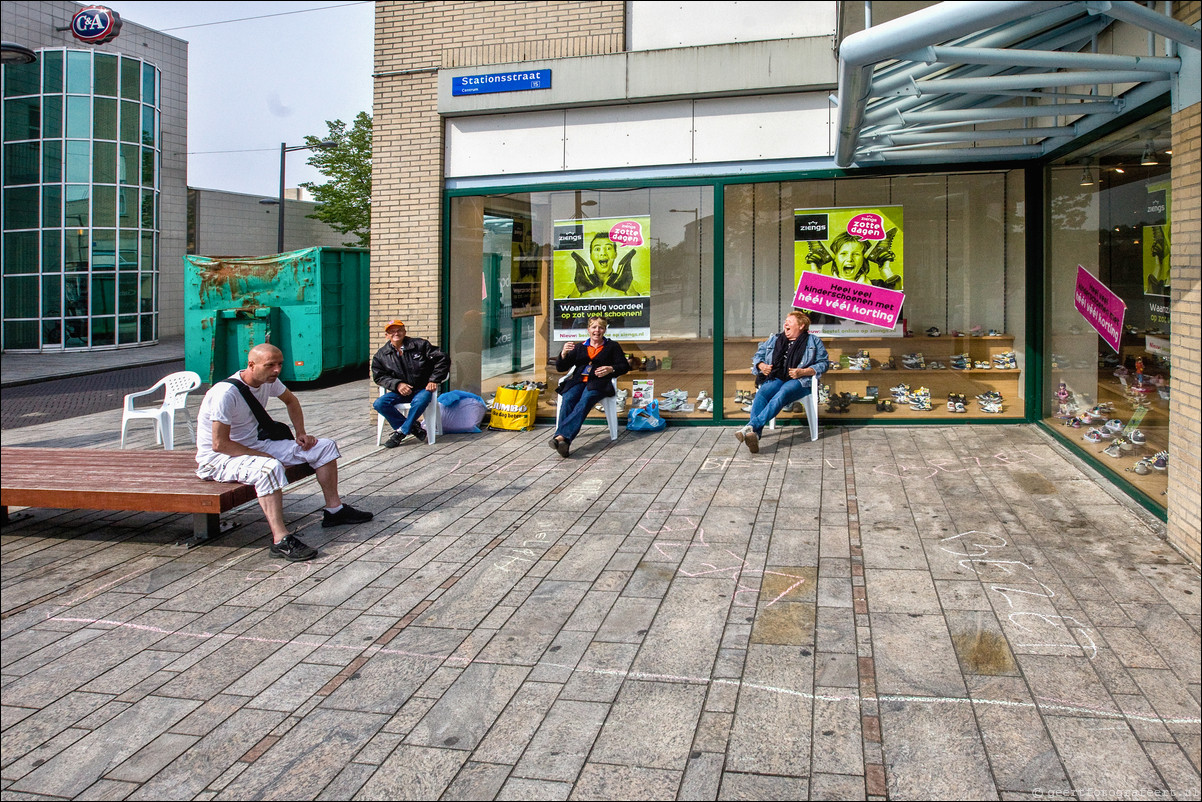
[184,247,369,384]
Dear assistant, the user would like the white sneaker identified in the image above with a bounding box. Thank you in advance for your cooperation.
[697,390,709,402]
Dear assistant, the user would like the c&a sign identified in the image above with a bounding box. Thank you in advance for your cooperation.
[71,6,123,45]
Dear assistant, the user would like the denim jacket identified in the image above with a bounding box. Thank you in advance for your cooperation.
[751,332,830,382]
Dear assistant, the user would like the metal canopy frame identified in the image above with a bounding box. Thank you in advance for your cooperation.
[834,1,1201,167]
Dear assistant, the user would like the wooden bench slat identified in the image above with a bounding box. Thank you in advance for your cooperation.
[2,447,315,517]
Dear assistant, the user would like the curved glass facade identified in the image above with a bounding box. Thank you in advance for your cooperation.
[2,48,161,351]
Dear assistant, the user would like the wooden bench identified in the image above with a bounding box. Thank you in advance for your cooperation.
[1,447,315,547]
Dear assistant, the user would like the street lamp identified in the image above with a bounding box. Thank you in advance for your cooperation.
[1,42,37,64]
[276,138,336,253]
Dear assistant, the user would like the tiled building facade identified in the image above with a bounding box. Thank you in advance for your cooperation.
[371,1,625,338]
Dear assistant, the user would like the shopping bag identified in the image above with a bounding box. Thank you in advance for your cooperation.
[488,385,539,431]
[627,399,667,432]
[438,390,488,433]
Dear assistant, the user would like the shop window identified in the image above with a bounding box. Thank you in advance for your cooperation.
[4,142,40,186]
[3,230,38,274]
[65,96,90,140]
[3,97,40,142]
[3,275,38,317]
[42,140,62,183]
[93,141,117,184]
[92,185,117,228]
[42,318,62,348]
[120,100,139,143]
[142,63,156,105]
[93,97,117,141]
[64,184,89,230]
[3,58,39,97]
[42,273,61,317]
[64,140,90,183]
[94,54,119,98]
[41,230,60,270]
[3,186,38,230]
[120,143,139,184]
[4,320,38,349]
[43,96,62,139]
[449,187,715,418]
[118,314,138,344]
[724,171,1025,421]
[42,51,64,96]
[65,51,91,96]
[120,58,141,101]
[1044,112,1171,512]
[92,315,116,346]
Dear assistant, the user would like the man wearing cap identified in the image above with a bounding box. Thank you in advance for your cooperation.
[372,319,451,447]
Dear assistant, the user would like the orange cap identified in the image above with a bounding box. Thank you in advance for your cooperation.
[383,319,406,333]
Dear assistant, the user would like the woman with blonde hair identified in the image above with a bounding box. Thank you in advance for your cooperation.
[736,311,829,453]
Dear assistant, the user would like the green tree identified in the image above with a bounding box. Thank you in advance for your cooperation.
[300,111,372,248]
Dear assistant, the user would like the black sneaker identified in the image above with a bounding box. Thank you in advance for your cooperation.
[555,437,570,458]
[383,430,404,448]
[322,503,374,528]
[411,423,427,443]
[269,534,318,562]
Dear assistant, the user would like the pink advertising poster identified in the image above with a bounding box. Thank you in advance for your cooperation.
[793,270,905,330]
[1074,265,1126,352]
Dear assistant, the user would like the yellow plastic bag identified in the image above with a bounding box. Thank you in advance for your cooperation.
[488,385,539,431]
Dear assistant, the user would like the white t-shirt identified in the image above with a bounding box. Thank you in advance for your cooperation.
[196,373,287,463]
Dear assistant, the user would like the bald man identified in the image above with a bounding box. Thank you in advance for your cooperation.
[195,343,373,561]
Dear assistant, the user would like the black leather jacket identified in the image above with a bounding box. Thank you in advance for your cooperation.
[372,337,450,393]
[554,338,629,398]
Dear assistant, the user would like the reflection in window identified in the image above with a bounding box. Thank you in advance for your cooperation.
[65,140,90,183]
[3,96,40,141]
[3,230,38,273]
[65,95,90,139]
[94,54,119,97]
[65,51,91,95]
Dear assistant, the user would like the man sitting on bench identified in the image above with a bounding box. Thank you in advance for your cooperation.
[195,343,373,561]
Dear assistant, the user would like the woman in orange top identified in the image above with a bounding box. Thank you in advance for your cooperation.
[551,316,630,457]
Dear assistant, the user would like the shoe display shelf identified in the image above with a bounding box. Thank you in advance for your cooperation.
[1081,374,1169,505]
[725,334,1024,420]
[539,338,716,420]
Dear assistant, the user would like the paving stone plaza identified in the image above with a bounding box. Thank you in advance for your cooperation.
[2,367,1199,800]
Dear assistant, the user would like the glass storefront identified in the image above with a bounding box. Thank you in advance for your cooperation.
[1043,110,1172,513]
[724,172,1026,420]
[449,186,715,421]
[448,168,1026,424]
[1,49,161,351]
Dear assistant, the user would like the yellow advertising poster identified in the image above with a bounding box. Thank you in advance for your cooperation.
[552,216,651,341]
[1142,188,1170,297]
[794,206,905,336]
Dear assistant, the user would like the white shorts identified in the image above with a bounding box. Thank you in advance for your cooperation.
[196,437,341,497]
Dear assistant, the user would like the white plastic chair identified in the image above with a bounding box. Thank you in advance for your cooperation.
[376,386,441,445]
[120,370,202,450]
[555,369,619,441]
[766,373,820,441]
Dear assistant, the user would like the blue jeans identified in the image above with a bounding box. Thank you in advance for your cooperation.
[555,382,606,443]
[748,377,811,435]
[374,388,432,435]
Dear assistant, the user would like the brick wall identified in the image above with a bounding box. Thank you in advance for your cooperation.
[1167,1,1201,566]
[372,1,625,343]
